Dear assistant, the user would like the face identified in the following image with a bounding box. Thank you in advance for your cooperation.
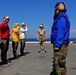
[54,3,65,15]
[39,27,43,30]
[3,18,9,23]
[22,25,26,28]
[14,24,18,28]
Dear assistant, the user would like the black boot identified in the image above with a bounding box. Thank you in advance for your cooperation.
[14,55,19,59]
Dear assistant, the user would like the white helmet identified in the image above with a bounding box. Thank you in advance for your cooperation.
[39,24,44,28]
[3,16,10,21]
[21,22,25,26]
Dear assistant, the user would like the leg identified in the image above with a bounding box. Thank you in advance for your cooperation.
[54,51,62,75]
[38,41,43,53]
[53,45,62,75]
[39,41,46,54]
[53,44,68,75]
[12,41,18,58]
[41,41,45,50]
[12,41,15,57]
[41,41,46,53]
[20,39,25,55]
[59,45,68,75]
[1,38,9,64]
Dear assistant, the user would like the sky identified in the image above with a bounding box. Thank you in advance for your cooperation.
[0,0,76,38]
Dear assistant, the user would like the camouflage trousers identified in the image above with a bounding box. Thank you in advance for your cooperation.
[53,44,68,75]
[39,41,45,50]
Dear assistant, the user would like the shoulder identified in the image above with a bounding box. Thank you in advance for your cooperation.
[58,16,66,23]
[20,27,23,29]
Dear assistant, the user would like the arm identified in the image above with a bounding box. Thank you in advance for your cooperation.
[25,26,28,31]
[0,21,7,28]
[20,26,28,32]
[44,30,46,38]
[36,31,40,40]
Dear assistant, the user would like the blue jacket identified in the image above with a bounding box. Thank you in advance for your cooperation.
[50,13,70,48]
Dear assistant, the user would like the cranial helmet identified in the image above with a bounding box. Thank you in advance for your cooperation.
[21,22,25,27]
[14,23,19,27]
[3,16,10,21]
[39,24,44,28]
[55,2,67,12]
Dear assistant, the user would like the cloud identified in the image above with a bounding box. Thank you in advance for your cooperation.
[70,29,76,38]
[70,29,76,33]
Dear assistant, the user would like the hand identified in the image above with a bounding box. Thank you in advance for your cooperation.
[4,19,9,23]
[54,47,59,50]
[41,38,46,42]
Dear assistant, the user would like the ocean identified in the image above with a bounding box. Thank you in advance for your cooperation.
[8,38,76,43]
[0,38,76,43]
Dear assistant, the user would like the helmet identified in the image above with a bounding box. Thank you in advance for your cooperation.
[21,22,25,27]
[39,24,44,28]
[3,16,10,21]
[55,2,67,12]
[14,23,19,27]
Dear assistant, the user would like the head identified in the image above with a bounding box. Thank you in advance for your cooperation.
[39,24,44,30]
[14,23,19,28]
[3,16,10,22]
[20,22,25,27]
[54,2,67,19]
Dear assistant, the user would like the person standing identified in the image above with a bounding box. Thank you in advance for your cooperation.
[12,23,19,59]
[37,24,46,54]
[50,2,70,75]
[0,16,10,64]
[19,23,28,56]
